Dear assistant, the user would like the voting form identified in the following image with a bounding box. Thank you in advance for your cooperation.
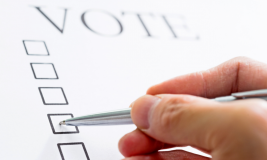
[0,0,267,159]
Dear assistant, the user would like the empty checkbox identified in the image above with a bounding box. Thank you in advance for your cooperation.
[58,142,90,160]
[30,63,58,79]
[47,114,79,134]
[39,87,68,105]
[23,40,49,56]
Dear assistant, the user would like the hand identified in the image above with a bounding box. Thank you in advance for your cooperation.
[118,57,267,160]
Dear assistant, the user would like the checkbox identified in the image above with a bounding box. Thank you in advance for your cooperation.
[30,63,58,79]
[23,40,49,56]
[58,142,90,160]
[47,114,79,134]
[39,87,68,105]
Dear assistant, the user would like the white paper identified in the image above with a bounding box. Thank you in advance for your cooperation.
[0,0,267,159]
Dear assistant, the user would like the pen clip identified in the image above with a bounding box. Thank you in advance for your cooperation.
[231,89,267,98]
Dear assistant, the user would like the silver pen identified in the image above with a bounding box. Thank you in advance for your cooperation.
[59,89,267,126]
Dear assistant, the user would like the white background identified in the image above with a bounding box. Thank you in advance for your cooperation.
[0,0,267,159]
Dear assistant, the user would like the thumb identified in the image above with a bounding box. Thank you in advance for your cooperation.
[131,94,221,151]
[130,94,267,154]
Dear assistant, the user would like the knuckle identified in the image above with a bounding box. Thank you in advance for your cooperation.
[250,99,267,108]
[231,56,251,61]
[235,99,267,123]
[212,100,267,147]
[157,97,187,130]
[226,56,252,67]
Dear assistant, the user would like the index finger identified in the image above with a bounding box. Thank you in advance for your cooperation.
[147,57,267,98]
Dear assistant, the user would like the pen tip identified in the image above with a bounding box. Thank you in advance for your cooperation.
[59,121,66,125]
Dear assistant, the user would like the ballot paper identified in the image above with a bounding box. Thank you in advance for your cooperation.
[0,0,267,159]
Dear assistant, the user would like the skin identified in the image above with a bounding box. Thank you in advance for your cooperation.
[118,57,267,160]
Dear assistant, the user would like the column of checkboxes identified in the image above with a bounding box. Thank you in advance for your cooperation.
[23,40,68,104]
[23,40,90,160]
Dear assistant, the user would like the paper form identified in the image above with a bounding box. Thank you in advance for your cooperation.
[0,0,267,159]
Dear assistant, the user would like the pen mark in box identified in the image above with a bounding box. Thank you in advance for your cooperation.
[47,114,79,134]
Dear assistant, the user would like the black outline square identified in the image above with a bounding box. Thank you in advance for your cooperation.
[39,87,68,105]
[47,114,79,134]
[57,142,90,160]
[30,63,59,79]
[23,40,49,56]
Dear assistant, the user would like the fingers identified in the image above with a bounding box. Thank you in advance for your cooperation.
[130,94,267,159]
[122,150,210,160]
[119,129,175,157]
[147,57,267,98]
[131,95,218,150]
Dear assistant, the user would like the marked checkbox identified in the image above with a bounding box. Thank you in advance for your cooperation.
[47,114,79,134]
[30,63,58,79]
[23,40,49,56]
[58,142,90,160]
[39,87,68,105]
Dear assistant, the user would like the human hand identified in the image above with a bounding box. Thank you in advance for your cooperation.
[119,57,267,160]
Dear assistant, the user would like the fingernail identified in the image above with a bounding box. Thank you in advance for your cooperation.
[131,95,161,129]
[129,101,135,108]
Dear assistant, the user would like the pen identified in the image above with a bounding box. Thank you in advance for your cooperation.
[59,89,267,126]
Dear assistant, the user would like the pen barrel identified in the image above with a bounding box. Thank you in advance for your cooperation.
[65,108,133,126]
[65,114,133,126]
